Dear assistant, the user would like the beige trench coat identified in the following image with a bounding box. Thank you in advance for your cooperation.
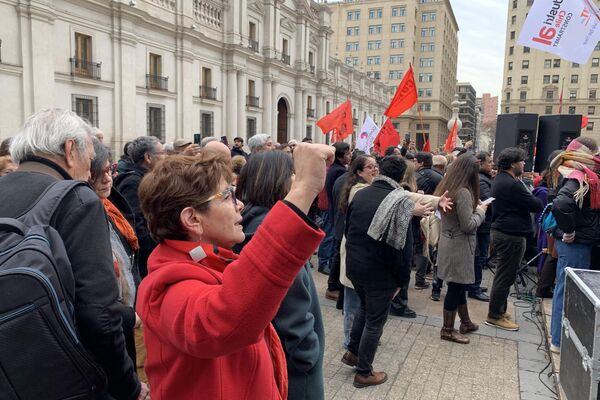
[436,188,485,284]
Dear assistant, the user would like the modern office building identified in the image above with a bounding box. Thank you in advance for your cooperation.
[457,82,477,142]
[501,0,600,137]
[329,0,459,150]
[0,0,390,152]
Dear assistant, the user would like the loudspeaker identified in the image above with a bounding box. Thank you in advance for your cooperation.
[494,113,538,171]
[534,115,581,172]
[560,268,600,400]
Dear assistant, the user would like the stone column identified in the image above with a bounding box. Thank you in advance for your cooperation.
[226,69,238,137]
[272,82,278,136]
[316,94,324,143]
[294,88,303,141]
[262,78,272,133]
[237,70,246,138]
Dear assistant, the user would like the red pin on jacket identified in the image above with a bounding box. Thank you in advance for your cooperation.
[316,100,353,142]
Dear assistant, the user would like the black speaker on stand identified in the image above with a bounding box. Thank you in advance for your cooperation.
[534,115,582,172]
[494,113,539,171]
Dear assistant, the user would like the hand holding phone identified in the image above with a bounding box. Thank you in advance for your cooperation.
[481,197,495,206]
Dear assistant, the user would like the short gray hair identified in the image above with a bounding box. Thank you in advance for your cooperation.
[248,133,271,153]
[10,109,93,164]
[90,137,112,184]
[129,136,161,164]
[200,136,218,148]
[432,154,448,168]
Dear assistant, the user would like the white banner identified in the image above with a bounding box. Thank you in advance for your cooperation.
[356,116,380,153]
[517,0,600,64]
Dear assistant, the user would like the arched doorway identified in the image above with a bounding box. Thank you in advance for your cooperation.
[277,98,288,144]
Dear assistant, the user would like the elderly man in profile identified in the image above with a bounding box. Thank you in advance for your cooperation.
[114,136,166,278]
[248,133,274,155]
[0,109,145,400]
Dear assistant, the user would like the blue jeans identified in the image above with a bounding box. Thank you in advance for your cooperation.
[551,240,591,347]
[317,210,334,270]
[469,231,490,295]
[343,286,361,349]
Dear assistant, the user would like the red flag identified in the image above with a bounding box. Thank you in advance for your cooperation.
[423,139,431,152]
[317,100,353,142]
[384,65,418,118]
[443,119,458,153]
[582,115,589,129]
[373,119,400,155]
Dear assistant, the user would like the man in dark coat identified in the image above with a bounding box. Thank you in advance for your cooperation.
[469,151,493,301]
[486,147,543,331]
[0,109,144,399]
[342,156,424,388]
[320,142,351,299]
[114,136,165,278]
[231,136,248,158]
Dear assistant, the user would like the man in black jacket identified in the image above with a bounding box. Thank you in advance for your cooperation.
[342,156,428,388]
[231,137,248,158]
[469,151,493,302]
[319,142,350,299]
[413,152,442,289]
[486,148,543,331]
[114,136,165,278]
[0,109,144,399]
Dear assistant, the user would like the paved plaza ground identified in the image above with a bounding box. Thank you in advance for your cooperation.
[311,262,559,400]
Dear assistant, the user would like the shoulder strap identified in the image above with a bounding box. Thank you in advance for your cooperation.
[19,180,89,226]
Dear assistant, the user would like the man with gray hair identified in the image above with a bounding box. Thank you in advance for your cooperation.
[200,136,218,148]
[114,135,165,278]
[248,133,274,154]
[0,109,145,399]
[432,154,448,174]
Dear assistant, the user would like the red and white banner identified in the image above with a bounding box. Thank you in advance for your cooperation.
[517,0,600,64]
[356,116,380,153]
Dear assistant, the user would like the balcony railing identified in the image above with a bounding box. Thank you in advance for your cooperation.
[307,108,315,118]
[70,58,101,80]
[249,39,259,52]
[353,118,359,125]
[310,65,315,74]
[247,95,260,107]
[281,54,290,65]
[146,74,169,91]
[200,85,217,100]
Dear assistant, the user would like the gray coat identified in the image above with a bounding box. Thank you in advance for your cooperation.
[437,188,486,284]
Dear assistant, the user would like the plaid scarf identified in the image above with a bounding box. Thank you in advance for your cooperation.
[550,140,600,209]
[367,175,415,250]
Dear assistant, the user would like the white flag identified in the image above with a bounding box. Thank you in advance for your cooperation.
[356,116,380,153]
[517,0,600,64]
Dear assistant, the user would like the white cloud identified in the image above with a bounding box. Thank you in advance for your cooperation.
[451,0,508,98]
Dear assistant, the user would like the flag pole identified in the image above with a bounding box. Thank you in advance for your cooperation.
[558,77,565,114]
[417,106,426,151]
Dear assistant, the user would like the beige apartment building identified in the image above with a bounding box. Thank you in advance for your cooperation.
[501,0,600,137]
[329,0,458,149]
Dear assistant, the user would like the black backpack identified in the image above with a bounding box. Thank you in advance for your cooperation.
[0,181,107,399]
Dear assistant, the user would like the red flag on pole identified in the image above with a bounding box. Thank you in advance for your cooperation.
[384,65,418,118]
[317,100,353,142]
[373,119,400,155]
[582,115,589,129]
[423,138,431,152]
[443,119,458,153]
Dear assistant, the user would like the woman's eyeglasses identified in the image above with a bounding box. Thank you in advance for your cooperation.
[202,186,238,206]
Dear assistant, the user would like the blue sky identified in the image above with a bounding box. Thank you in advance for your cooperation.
[451,0,508,98]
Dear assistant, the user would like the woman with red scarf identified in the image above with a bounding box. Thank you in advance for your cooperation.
[135,144,332,399]
[550,137,600,353]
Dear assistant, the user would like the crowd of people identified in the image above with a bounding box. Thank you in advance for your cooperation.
[0,107,598,399]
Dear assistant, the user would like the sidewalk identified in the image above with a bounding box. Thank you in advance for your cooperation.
[313,265,558,400]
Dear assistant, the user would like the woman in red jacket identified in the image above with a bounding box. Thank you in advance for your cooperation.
[135,144,333,400]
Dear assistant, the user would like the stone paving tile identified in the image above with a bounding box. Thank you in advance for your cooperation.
[312,264,558,399]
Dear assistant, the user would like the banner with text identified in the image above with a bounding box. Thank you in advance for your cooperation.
[517,0,600,64]
[356,116,380,153]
